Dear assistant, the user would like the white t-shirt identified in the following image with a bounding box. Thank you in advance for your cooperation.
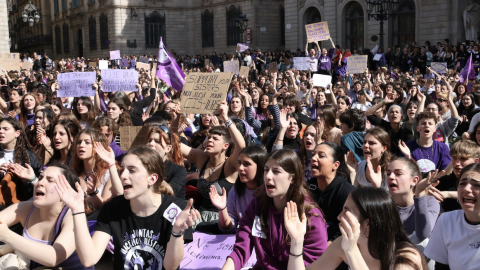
[424,210,480,270]
[354,160,389,190]
[468,111,480,133]
[244,55,252,67]
[0,148,14,165]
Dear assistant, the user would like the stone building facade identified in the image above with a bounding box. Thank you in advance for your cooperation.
[5,0,480,58]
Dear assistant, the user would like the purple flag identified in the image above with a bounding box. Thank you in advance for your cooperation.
[459,54,475,83]
[156,37,186,92]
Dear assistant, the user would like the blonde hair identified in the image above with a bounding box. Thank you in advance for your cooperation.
[450,140,480,159]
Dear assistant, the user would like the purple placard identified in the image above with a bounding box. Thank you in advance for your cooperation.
[120,59,129,68]
[237,43,249,52]
[110,50,121,60]
[180,232,257,270]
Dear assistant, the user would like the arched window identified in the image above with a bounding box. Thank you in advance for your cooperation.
[345,1,364,51]
[72,0,80,8]
[303,7,321,50]
[202,9,214,48]
[62,0,67,11]
[54,0,59,14]
[226,5,242,46]
[89,16,97,50]
[55,25,62,54]
[392,0,415,47]
[63,23,70,53]
[100,13,109,49]
[145,11,165,49]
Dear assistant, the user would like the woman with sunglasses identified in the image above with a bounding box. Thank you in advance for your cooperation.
[147,126,187,199]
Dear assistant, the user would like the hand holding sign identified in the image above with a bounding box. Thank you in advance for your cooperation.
[173,199,201,233]
[305,21,330,41]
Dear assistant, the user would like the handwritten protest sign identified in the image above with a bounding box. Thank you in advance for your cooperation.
[110,50,120,60]
[138,56,149,63]
[99,60,109,70]
[57,72,96,97]
[237,43,249,52]
[180,232,257,270]
[373,54,382,61]
[431,62,448,74]
[21,61,33,70]
[205,59,210,66]
[136,62,150,70]
[180,72,233,114]
[293,57,310,70]
[313,74,332,87]
[305,21,330,41]
[101,69,138,92]
[269,62,278,73]
[119,126,151,151]
[240,66,249,78]
[0,53,20,74]
[346,56,368,74]
[89,62,97,68]
[223,61,239,74]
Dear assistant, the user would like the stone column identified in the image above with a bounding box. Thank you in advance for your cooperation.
[0,0,10,53]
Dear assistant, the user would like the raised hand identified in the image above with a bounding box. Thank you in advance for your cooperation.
[11,163,35,182]
[415,169,446,198]
[427,184,445,203]
[218,101,229,122]
[55,174,85,213]
[142,112,149,122]
[279,109,290,129]
[384,94,395,104]
[365,157,383,188]
[344,151,358,174]
[209,185,227,211]
[94,142,116,166]
[339,211,361,253]
[398,140,411,159]
[173,199,201,233]
[284,201,307,241]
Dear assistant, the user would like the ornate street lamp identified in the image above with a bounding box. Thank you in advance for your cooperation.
[236,14,249,34]
[22,0,40,27]
[366,0,399,50]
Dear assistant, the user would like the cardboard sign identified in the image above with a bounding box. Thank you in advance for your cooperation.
[269,62,278,73]
[293,57,311,70]
[120,126,151,151]
[99,60,109,70]
[236,43,249,52]
[205,59,210,66]
[223,61,239,74]
[0,53,20,74]
[239,66,249,78]
[305,21,330,41]
[136,62,150,70]
[138,56,149,64]
[89,62,97,67]
[21,61,33,70]
[180,72,233,114]
[373,54,382,61]
[431,62,448,74]
[312,74,332,87]
[180,232,257,270]
[110,50,121,60]
[346,55,368,74]
[57,72,96,97]
[101,69,138,92]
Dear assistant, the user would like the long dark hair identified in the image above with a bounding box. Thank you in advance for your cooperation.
[73,96,97,124]
[19,93,39,129]
[350,187,427,270]
[0,118,31,165]
[258,149,323,245]
[364,127,393,180]
[108,97,133,127]
[320,141,351,183]
[234,145,267,197]
[49,119,81,166]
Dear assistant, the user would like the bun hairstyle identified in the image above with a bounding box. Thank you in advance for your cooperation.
[124,146,174,196]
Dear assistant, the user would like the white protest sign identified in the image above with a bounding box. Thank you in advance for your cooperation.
[99,60,109,70]
[312,74,332,87]
[101,69,139,92]
[57,72,96,97]
[431,62,448,74]
[305,21,330,41]
[373,54,382,61]
[293,57,311,70]
[346,56,368,74]
[223,61,239,74]
[180,232,257,270]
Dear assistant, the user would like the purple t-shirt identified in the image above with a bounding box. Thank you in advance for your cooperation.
[400,140,451,173]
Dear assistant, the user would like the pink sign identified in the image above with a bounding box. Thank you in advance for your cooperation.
[180,232,257,270]
[110,50,121,60]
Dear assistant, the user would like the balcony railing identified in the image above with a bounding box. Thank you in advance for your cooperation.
[18,35,53,49]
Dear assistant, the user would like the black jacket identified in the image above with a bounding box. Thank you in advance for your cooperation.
[164,160,186,200]
[130,87,156,126]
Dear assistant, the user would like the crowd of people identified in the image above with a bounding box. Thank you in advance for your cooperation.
[0,36,478,270]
